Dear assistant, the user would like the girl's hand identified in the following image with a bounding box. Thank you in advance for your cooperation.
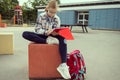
[51,31,58,36]
[46,29,53,35]
[46,29,58,36]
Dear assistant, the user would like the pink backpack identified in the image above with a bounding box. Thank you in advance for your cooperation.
[67,50,86,80]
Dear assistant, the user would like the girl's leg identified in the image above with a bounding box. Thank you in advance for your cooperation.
[54,35,71,79]
[54,35,67,63]
[22,31,48,43]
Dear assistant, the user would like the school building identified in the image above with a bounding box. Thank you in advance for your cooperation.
[36,1,120,30]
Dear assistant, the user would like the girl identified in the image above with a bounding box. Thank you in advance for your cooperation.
[22,0,71,79]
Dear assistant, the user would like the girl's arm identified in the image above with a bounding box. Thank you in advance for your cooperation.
[47,17,61,36]
[35,16,47,34]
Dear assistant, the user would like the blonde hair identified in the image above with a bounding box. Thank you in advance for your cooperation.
[45,0,59,12]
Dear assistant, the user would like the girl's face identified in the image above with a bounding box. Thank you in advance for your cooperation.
[47,8,57,17]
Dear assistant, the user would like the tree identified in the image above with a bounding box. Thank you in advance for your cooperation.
[0,0,19,19]
[30,0,60,9]
[30,0,49,9]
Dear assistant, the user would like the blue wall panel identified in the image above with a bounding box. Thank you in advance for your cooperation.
[57,10,76,25]
[89,10,97,29]
[89,8,120,30]
[106,9,114,29]
[114,9,120,29]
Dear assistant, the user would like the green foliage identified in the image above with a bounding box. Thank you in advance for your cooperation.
[0,0,19,19]
[31,0,60,8]
[22,9,37,23]
[30,0,49,9]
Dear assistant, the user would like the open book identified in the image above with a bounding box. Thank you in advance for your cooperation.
[52,27,74,40]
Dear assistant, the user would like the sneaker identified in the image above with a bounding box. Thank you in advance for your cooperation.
[57,63,71,79]
[46,36,59,44]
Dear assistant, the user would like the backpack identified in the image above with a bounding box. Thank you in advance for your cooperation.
[67,50,86,80]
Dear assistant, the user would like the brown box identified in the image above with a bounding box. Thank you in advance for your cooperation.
[28,43,62,79]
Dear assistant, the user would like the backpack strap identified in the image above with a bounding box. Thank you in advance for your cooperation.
[76,52,86,80]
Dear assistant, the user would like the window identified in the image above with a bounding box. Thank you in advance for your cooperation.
[77,12,89,25]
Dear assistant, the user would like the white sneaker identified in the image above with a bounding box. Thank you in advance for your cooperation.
[57,63,71,79]
[46,36,59,44]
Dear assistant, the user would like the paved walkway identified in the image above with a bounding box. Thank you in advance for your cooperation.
[0,27,120,80]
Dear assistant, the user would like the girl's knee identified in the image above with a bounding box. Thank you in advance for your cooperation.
[63,39,67,44]
[22,31,30,38]
[59,37,67,44]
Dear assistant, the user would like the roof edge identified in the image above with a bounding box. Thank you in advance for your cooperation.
[36,1,120,9]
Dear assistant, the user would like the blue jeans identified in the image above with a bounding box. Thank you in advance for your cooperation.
[22,31,67,63]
